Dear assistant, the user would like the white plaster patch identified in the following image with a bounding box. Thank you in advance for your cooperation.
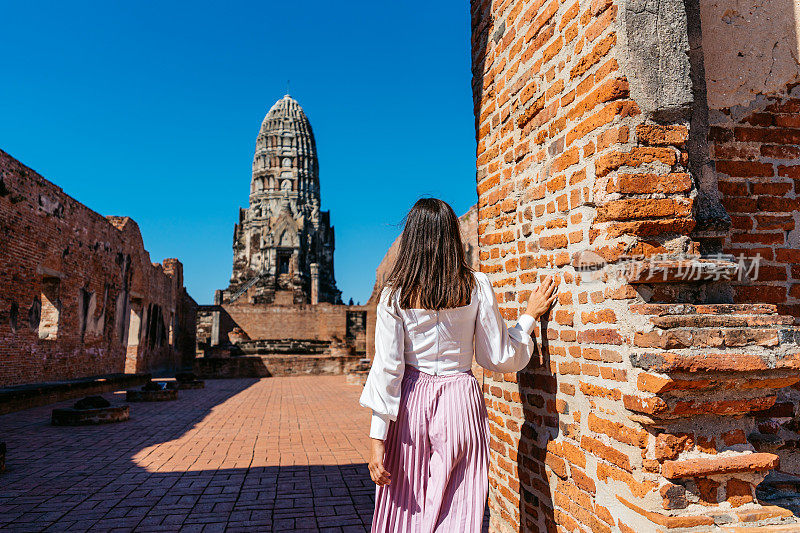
[701,0,800,108]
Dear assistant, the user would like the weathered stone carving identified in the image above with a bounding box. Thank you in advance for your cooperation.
[226,95,341,305]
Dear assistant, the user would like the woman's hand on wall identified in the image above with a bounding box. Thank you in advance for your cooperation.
[368,438,391,486]
[525,275,559,319]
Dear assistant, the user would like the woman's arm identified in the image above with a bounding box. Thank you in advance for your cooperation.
[474,272,557,373]
[358,286,405,485]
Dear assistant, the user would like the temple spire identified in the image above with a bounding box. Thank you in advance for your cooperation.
[226,94,341,305]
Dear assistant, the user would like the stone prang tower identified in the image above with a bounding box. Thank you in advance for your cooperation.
[226,95,341,305]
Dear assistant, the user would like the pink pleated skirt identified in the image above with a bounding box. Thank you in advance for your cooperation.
[371,365,489,533]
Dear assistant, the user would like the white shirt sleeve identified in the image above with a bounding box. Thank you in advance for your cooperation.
[359,286,405,440]
[473,272,537,373]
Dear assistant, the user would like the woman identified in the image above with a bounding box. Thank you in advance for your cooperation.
[359,198,558,532]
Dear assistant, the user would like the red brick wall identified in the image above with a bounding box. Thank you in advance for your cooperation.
[699,0,800,320]
[699,1,800,488]
[0,149,195,387]
[223,303,366,343]
[195,302,368,357]
[471,0,800,530]
[711,96,800,319]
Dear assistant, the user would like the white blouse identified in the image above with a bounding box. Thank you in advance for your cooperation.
[359,271,537,440]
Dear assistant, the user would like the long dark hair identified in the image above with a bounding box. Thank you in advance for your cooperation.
[386,198,475,310]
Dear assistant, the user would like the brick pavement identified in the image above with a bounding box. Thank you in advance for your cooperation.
[0,377,376,532]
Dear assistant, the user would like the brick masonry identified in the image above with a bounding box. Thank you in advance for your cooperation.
[195,303,368,356]
[0,149,196,388]
[471,0,800,530]
[0,372,149,415]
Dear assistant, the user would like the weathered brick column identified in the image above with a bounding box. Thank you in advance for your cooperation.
[471,0,800,530]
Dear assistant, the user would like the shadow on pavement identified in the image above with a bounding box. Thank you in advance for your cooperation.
[0,377,490,532]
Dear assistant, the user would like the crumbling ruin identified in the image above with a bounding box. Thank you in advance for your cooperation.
[0,149,196,389]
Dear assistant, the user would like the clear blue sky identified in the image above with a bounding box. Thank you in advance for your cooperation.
[0,1,477,305]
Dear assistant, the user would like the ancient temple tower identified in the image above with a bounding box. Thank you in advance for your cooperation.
[226,95,341,305]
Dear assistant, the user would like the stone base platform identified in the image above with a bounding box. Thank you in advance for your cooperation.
[346,371,369,386]
[0,373,150,415]
[194,355,363,379]
[237,338,332,356]
[165,380,205,390]
[51,405,130,425]
[125,389,178,402]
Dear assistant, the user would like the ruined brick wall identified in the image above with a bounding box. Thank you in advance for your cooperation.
[699,0,800,320]
[0,149,195,387]
[471,0,800,530]
[699,0,800,501]
[195,302,368,356]
[174,289,198,367]
[224,303,366,343]
[195,305,216,356]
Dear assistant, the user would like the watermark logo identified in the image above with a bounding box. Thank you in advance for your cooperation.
[571,251,761,283]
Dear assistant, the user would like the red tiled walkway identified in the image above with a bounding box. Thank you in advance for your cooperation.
[0,377,375,532]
